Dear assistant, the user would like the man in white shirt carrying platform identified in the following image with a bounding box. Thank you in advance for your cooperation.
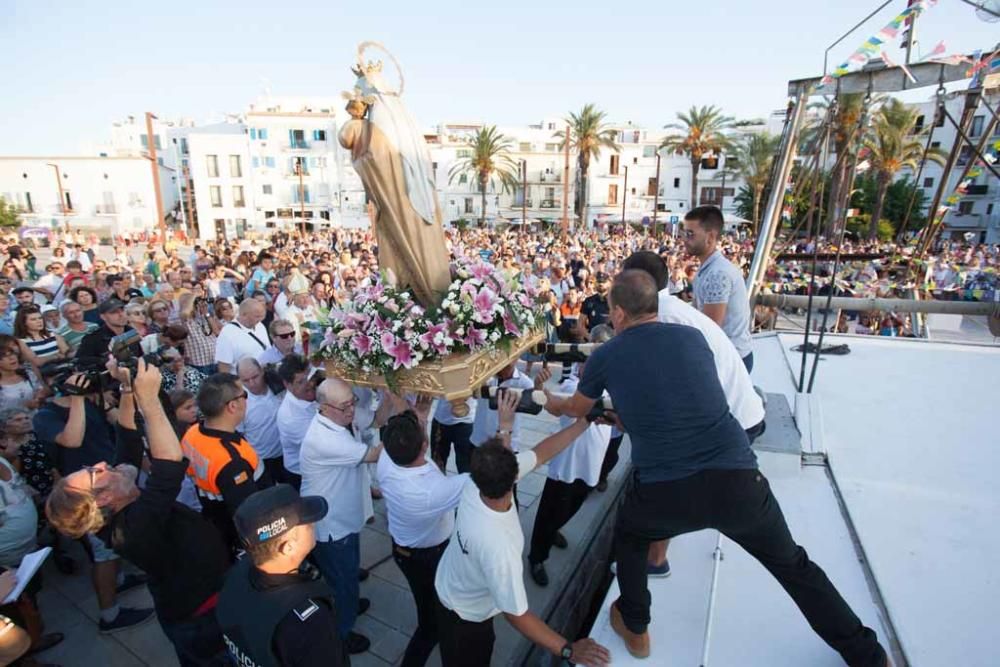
[300,377,406,657]
[275,354,319,489]
[215,300,270,374]
[237,358,286,483]
[433,391,611,667]
[377,396,461,666]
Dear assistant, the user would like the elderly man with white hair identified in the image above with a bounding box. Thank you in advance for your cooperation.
[300,377,407,656]
[236,357,286,482]
[214,300,269,374]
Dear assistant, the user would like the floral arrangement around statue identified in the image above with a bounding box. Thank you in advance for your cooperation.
[310,258,543,384]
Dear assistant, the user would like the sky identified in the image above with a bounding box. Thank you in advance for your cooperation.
[1,0,997,156]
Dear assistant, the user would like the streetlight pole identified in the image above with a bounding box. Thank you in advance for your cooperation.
[46,163,67,221]
[521,159,527,238]
[652,152,661,236]
[145,112,168,249]
[561,122,571,238]
[621,165,628,230]
[296,160,307,237]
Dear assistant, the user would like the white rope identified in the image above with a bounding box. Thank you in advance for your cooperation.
[699,532,725,667]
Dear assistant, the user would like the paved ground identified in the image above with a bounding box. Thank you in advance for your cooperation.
[30,403,628,667]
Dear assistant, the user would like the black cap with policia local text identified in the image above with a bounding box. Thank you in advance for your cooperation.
[233,484,328,547]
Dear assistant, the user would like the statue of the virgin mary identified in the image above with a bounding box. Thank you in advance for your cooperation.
[339,43,451,308]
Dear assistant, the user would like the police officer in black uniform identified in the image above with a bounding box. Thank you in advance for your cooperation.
[217,485,347,667]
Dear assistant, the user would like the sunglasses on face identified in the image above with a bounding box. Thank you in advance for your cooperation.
[275,332,296,340]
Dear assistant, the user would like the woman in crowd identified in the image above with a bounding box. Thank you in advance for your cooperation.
[14,308,68,372]
[0,407,55,501]
[0,336,42,416]
[68,286,100,325]
[160,348,206,396]
[145,298,172,334]
[125,303,150,338]
[177,293,218,376]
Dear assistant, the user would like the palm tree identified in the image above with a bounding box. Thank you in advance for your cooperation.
[448,126,521,227]
[861,98,946,240]
[805,93,869,237]
[553,104,620,225]
[660,105,734,212]
[733,132,780,234]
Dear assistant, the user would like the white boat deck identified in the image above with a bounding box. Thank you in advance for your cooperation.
[590,333,1000,667]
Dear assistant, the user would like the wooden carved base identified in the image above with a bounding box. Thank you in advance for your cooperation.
[325,329,544,412]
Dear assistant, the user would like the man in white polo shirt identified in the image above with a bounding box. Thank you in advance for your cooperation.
[300,377,406,657]
[469,362,541,454]
[275,354,318,488]
[377,396,460,666]
[236,357,286,482]
[622,250,765,577]
[215,300,270,374]
[434,392,610,667]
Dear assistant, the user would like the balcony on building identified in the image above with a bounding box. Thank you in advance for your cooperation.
[94,204,117,215]
[965,184,988,196]
[540,199,560,209]
[539,172,561,183]
[288,140,310,150]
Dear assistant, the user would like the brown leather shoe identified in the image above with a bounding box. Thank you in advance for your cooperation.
[610,600,650,659]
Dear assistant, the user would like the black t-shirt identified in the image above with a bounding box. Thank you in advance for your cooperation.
[580,293,610,332]
[103,427,230,622]
[578,321,756,483]
[33,400,116,476]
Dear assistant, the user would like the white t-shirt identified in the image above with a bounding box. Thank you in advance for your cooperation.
[276,393,318,474]
[434,450,536,622]
[547,376,611,486]
[300,414,374,541]
[215,321,270,368]
[376,452,466,548]
[658,289,764,429]
[240,389,284,460]
[0,458,38,569]
[433,396,477,426]
[470,370,533,451]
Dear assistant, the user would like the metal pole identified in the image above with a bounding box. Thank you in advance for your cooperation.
[298,161,306,237]
[652,152,661,235]
[621,165,628,228]
[145,112,167,249]
[903,2,918,69]
[699,533,725,667]
[47,163,67,217]
[172,138,187,235]
[746,91,808,304]
[756,293,999,316]
[822,0,894,75]
[562,123,571,238]
[521,159,527,237]
[184,166,196,240]
[719,166,727,210]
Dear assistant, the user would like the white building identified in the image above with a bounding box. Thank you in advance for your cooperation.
[0,156,178,239]
[186,123,253,241]
[903,94,1000,244]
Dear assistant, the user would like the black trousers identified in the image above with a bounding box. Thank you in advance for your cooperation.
[436,601,495,667]
[615,468,886,667]
[431,421,474,474]
[528,478,591,564]
[599,434,625,484]
[393,540,448,667]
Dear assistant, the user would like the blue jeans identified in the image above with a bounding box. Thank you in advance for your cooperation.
[159,609,227,667]
[313,533,360,638]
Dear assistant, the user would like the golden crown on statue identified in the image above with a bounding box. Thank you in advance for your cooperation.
[351,59,383,77]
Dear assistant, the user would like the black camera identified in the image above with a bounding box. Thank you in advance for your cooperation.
[110,330,174,373]
[40,359,103,396]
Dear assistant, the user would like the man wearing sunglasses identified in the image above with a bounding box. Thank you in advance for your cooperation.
[257,319,301,365]
[181,372,271,554]
[46,360,229,665]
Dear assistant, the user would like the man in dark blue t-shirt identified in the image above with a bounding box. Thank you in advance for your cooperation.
[544,270,886,666]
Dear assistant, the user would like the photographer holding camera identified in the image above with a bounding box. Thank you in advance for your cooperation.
[33,368,154,634]
[46,359,230,664]
[76,299,142,368]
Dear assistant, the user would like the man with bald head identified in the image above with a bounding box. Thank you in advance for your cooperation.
[236,357,285,482]
[214,300,270,374]
[299,377,383,655]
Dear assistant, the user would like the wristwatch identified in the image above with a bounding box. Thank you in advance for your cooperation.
[560,642,573,662]
[496,428,513,437]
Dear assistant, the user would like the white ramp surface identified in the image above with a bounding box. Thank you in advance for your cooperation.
[774,334,1000,667]
[591,450,887,666]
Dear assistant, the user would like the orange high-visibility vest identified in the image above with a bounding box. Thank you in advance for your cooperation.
[181,423,261,500]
